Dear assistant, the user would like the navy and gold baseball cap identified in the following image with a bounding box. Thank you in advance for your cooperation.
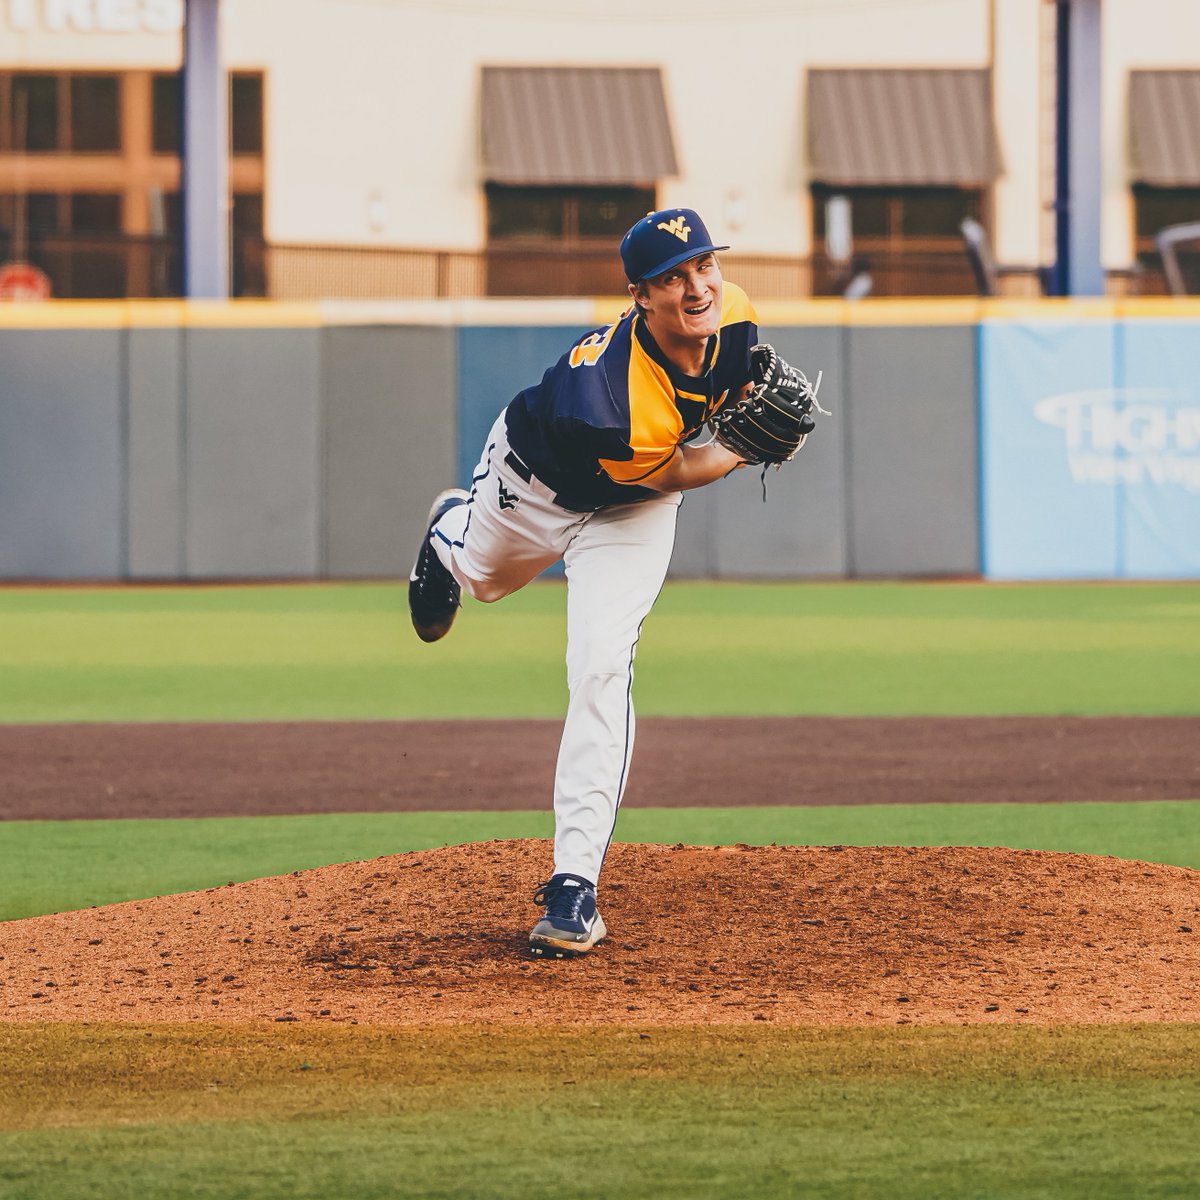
[620,208,729,284]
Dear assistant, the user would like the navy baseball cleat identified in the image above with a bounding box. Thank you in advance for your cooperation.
[408,488,469,643]
[528,873,607,958]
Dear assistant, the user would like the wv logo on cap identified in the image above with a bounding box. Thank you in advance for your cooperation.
[656,216,691,242]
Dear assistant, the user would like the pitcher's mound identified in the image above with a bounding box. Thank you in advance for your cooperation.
[3,841,1198,1026]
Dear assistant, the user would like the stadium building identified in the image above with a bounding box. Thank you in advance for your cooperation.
[0,0,1197,299]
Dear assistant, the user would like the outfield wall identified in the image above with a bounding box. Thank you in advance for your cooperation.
[0,298,1197,581]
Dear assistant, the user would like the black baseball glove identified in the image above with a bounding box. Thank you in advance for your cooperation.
[712,344,827,465]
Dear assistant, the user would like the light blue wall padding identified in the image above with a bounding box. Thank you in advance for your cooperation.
[455,326,591,489]
[456,325,591,582]
[1115,322,1200,577]
[979,320,1119,579]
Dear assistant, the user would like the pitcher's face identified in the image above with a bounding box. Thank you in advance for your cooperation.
[632,253,724,349]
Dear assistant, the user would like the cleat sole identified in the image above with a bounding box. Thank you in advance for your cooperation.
[527,914,606,959]
[528,940,590,959]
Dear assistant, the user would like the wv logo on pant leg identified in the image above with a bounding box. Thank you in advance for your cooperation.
[498,481,520,511]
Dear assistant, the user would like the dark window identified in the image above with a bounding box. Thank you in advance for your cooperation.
[152,70,264,156]
[10,74,58,151]
[1133,185,1200,239]
[232,191,263,237]
[812,185,981,244]
[847,193,889,238]
[26,193,60,231]
[576,189,654,238]
[0,192,57,237]
[70,75,120,152]
[484,185,653,296]
[70,193,122,232]
[811,184,985,296]
[161,190,262,237]
[231,73,263,155]
[0,193,122,234]
[899,189,977,237]
[161,189,182,234]
[152,72,179,153]
[487,186,566,239]
[158,190,262,296]
[487,185,654,242]
[231,192,265,297]
[5,72,122,153]
[1132,185,1200,293]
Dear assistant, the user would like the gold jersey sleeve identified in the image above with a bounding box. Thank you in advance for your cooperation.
[598,282,758,485]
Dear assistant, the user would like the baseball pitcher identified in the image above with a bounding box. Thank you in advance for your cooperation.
[408,207,825,957]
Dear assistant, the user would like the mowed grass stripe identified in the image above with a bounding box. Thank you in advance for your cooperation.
[0,581,1197,721]
[1,1025,1198,1200]
[3,800,1199,922]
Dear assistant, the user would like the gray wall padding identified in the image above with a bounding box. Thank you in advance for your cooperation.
[183,328,322,577]
[0,329,123,578]
[0,316,984,582]
[673,326,847,579]
[126,327,184,579]
[323,325,457,577]
[844,325,979,576]
[668,484,717,578]
[717,325,847,578]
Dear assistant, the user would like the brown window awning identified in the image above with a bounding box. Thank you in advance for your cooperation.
[1130,70,1200,186]
[807,68,1000,186]
[480,66,678,186]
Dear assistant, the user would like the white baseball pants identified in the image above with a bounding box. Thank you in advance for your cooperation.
[429,410,682,886]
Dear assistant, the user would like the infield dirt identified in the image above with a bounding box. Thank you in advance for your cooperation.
[3,839,1198,1028]
[2,715,1197,820]
[3,715,1198,1030]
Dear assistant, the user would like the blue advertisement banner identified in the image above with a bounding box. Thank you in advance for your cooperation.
[979,318,1200,579]
[979,320,1118,578]
[1116,322,1200,576]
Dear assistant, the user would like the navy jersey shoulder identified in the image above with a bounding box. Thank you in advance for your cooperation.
[506,282,758,511]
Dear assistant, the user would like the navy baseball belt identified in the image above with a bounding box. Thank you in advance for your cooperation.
[504,449,592,514]
[504,449,534,484]
[504,448,564,506]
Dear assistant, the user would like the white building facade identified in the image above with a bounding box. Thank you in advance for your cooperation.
[1,0,1198,297]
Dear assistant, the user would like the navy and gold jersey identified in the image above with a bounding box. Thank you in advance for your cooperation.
[504,282,759,511]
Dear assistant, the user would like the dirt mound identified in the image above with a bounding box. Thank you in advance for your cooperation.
[2,841,1198,1027]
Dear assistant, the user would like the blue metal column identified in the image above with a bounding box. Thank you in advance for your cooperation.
[1053,0,1104,296]
[182,0,228,298]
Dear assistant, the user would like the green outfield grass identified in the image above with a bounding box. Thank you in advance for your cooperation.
[3,800,1198,922]
[4,579,1198,1200]
[1,1024,1198,1200]
[0,580,1197,721]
